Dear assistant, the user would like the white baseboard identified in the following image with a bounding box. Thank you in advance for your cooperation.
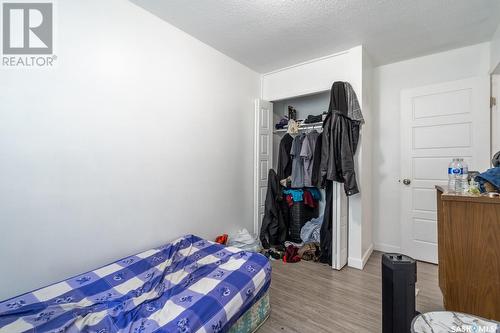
[362,244,374,267]
[373,242,401,253]
[348,244,374,270]
[348,257,362,269]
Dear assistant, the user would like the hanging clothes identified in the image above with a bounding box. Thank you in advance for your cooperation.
[259,169,287,249]
[300,130,320,187]
[344,82,364,124]
[328,81,348,113]
[277,133,294,181]
[319,180,334,265]
[310,132,323,187]
[319,81,364,266]
[321,111,359,196]
[344,82,363,153]
[290,133,306,188]
[320,81,361,196]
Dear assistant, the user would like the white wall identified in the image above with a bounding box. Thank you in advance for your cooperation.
[372,43,491,252]
[361,49,373,261]
[490,24,500,73]
[0,0,260,300]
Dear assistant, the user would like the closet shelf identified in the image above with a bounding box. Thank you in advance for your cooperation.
[273,121,323,133]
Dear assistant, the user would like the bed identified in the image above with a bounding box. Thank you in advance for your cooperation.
[0,235,271,333]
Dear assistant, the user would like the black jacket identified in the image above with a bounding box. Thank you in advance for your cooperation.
[320,82,360,196]
[310,132,323,187]
[259,169,287,248]
[277,133,293,181]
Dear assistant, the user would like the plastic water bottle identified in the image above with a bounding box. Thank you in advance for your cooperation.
[447,158,461,193]
[460,158,469,193]
[447,158,456,193]
[454,159,463,193]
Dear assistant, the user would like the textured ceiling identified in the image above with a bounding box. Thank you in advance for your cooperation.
[130,0,500,73]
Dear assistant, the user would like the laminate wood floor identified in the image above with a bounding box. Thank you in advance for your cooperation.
[258,251,443,333]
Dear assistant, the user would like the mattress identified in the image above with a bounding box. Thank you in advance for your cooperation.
[0,235,272,333]
[228,291,270,333]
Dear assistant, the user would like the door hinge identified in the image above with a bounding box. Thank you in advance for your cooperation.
[491,96,496,108]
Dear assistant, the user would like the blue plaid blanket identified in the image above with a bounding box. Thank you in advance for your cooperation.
[0,235,271,333]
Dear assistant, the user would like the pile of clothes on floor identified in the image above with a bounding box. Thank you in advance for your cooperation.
[261,214,323,264]
[261,240,322,264]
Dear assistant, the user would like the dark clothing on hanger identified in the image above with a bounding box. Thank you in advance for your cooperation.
[351,121,360,153]
[290,133,306,188]
[311,132,323,187]
[260,169,287,249]
[344,82,364,124]
[319,81,364,265]
[320,82,360,196]
[329,81,348,116]
[301,130,320,187]
[320,111,359,196]
[277,133,294,181]
[327,81,361,152]
[319,180,334,265]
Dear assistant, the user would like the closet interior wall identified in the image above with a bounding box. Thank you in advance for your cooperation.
[265,91,349,269]
[271,92,330,214]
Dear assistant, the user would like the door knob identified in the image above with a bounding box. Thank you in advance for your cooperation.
[403,179,411,185]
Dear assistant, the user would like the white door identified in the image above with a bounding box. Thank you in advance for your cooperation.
[400,77,490,263]
[332,183,348,270]
[253,99,273,236]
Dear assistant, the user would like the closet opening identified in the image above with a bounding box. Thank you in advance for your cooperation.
[258,90,349,270]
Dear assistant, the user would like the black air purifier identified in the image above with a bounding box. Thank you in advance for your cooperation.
[382,253,417,333]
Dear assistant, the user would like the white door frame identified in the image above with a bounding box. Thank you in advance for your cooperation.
[253,99,273,236]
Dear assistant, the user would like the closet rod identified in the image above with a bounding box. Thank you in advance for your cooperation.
[273,122,323,133]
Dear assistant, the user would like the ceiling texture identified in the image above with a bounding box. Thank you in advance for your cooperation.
[130,0,500,73]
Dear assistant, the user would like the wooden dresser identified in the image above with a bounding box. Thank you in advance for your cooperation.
[436,186,500,321]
